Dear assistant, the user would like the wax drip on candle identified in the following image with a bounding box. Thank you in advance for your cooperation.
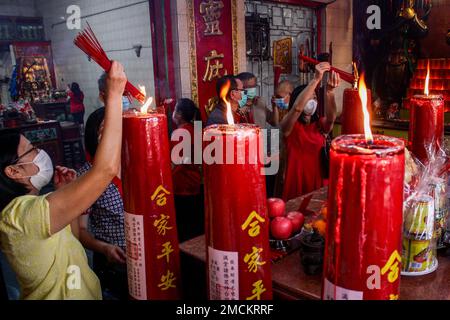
[219,80,234,125]
[424,59,430,96]
[358,74,373,143]
[352,62,359,89]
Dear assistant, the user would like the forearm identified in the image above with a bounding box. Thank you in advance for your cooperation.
[269,106,279,126]
[323,91,337,132]
[48,170,118,234]
[93,94,122,176]
[70,219,80,239]
[79,228,108,254]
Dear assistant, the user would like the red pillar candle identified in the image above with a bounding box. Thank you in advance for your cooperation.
[408,94,444,163]
[203,124,272,300]
[122,109,181,300]
[341,88,372,135]
[323,134,405,300]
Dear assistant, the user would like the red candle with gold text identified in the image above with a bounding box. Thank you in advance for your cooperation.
[122,101,181,300]
[323,76,405,300]
[409,61,444,163]
[203,83,272,300]
[341,88,372,135]
[204,124,272,300]
[323,135,404,300]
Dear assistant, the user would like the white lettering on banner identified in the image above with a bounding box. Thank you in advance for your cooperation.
[170,122,280,175]
[366,5,381,30]
[66,5,81,30]
[208,247,239,300]
[323,278,363,300]
[125,212,147,300]
[66,265,81,290]
[366,265,381,289]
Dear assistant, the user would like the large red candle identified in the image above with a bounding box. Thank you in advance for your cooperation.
[341,88,372,135]
[203,124,272,300]
[122,109,181,300]
[323,135,405,300]
[408,94,444,163]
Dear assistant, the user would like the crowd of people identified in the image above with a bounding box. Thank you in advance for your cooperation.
[0,60,341,300]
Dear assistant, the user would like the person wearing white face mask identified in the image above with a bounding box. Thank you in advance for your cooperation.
[0,61,127,300]
[280,62,340,201]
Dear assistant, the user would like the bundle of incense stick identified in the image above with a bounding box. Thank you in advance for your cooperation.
[74,22,146,104]
[299,55,355,85]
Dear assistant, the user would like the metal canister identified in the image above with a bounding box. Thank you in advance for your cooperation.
[404,195,434,240]
[402,238,434,273]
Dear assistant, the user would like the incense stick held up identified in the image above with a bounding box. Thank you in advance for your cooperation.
[299,54,356,85]
[74,23,146,104]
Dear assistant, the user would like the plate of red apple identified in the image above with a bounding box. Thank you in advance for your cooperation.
[267,198,310,251]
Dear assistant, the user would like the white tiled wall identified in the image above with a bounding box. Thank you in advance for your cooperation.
[0,0,37,17]
[244,0,317,105]
[325,0,353,115]
[35,0,155,120]
[174,0,191,99]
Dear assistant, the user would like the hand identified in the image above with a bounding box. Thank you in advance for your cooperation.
[237,105,250,116]
[314,62,331,82]
[53,166,77,189]
[326,71,340,93]
[103,244,127,264]
[105,61,127,100]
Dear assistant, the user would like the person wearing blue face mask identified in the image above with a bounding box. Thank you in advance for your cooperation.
[236,72,276,128]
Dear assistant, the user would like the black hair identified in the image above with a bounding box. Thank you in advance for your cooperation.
[317,52,330,62]
[216,75,238,98]
[0,130,30,211]
[98,72,107,94]
[175,98,200,122]
[70,82,83,102]
[289,85,320,124]
[236,72,256,83]
[84,107,105,159]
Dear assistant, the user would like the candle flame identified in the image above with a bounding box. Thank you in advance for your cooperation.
[138,85,152,113]
[424,60,430,96]
[220,80,234,125]
[358,74,373,143]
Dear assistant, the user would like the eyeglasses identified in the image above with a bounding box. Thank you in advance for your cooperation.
[233,89,247,95]
[11,146,40,165]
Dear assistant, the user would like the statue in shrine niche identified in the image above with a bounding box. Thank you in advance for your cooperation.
[355,0,431,119]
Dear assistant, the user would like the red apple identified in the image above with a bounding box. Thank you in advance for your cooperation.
[267,198,286,218]
[270,217,293,240]
[287,211,305,233]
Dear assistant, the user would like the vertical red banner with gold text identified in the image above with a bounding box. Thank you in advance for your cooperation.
[188,0,238,122]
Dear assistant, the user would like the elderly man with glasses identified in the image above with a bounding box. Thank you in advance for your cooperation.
[206,75,248,127]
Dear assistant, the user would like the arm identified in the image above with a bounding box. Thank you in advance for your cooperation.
[280,63,330,137]
[78,215,127,264]
[47,61,127,235]
[70,218,80,239]
[267,96,279,127]
[321,71,340,134]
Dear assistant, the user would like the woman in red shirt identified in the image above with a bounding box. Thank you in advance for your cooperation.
[171,98,203,242]
[281,62,340,201]
[68,82,86,126]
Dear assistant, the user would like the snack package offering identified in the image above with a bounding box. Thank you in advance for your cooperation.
[402,142,449,276]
